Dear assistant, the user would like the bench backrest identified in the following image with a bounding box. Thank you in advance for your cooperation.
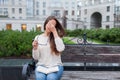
[62,44,120,63]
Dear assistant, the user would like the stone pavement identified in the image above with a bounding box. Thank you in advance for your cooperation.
[61,71,120,80]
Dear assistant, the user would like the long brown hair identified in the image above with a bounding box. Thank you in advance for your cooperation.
[44,16,65,55]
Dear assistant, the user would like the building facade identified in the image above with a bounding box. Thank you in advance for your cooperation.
[79,0,120,29]
[114,0,120,28]
[0,0,82,31]
[0,0,119,31]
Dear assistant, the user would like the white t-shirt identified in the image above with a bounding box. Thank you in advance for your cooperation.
[32,34,65,67]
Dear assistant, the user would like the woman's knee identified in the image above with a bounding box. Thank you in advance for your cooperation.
[35,72,46,80]
[47,73,58,80]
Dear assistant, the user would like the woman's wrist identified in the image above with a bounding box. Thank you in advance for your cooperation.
[33,47,37,50]
[53,31,59,38]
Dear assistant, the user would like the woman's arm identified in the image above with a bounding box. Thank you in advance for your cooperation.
[55,37,65,52]
[48,22,65,52]
[32,49,40,60]
[32,36,40,60]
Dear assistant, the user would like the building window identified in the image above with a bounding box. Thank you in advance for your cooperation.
[12,8,15,14]
[36,1,39,8]
[106,25,110,29]
[12,0,15,5]
[4,8,8,15]
[19,17,22,19]
[6,24,12,30]
[84,18,87,22]
[72,10,74,16]
[65,10,68,15]
[76,24,78,29]
[65,2,69,5]
[78,10,81,16]
[51,10,60,17]
[36,24,41,31]
[71,2,75,8]
[26,0,34,17]
[19,0,22,5]
[0,8,8,17]
[43,10,46,16]
[21,24,27,31]
[19,2,22,5]
[19,8,22,14]
[84,9,87,15]
[36,10,39,15]
[0,0,5,4]
[0,8,2,14]
[12,17,15,19]
[116,6,120,12]
[107,6,110,12]
[106,16,110,22]
[43,2,46,8]
[94,0,100,4]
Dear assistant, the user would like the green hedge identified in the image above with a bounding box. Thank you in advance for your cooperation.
[0,30,41,57]
[0,28,120,57]
[65,29,83,37]
[66,28,120,44]
[86,28,120,43]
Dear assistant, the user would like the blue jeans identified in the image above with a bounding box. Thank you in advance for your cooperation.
[35,66,64,80]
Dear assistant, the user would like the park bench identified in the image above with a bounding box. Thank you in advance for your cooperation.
[22,44,120,80]
[62,44,120,71]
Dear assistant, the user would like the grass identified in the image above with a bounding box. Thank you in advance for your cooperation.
[89,39,118,45]
[88,39,106,44]
[63,37,118,45]
[63,37,76,44]
[63,37,105,44]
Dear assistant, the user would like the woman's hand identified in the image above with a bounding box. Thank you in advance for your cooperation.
[32,40,38,50]
[46,20,59,37]
[49,23,59,37]
[49,23,57,32]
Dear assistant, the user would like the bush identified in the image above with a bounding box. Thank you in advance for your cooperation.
[65,29,83,37]
[0,28,119,57]
[86,28,120,44]
[0,30,41,57]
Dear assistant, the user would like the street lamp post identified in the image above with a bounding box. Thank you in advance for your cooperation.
[114,13,116,28]
[62,11,67,29]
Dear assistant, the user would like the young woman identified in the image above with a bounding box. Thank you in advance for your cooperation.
[32,16,65,80]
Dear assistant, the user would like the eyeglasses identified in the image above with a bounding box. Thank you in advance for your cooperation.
[38,42,48,46]
[35,35,49,46]
[38,39,49,46]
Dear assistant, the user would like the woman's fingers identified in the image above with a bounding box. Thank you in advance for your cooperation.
[32,40,38,50]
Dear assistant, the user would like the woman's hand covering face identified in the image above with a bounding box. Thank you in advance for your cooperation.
[46,20,56,33]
